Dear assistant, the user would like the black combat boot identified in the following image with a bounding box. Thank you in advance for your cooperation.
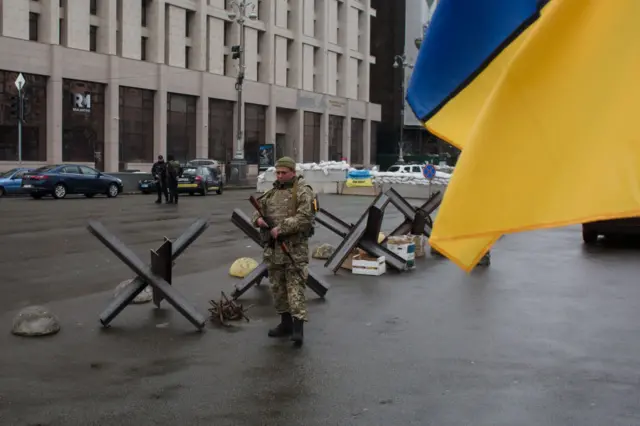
[291,318,304,346]
[268,313,292,337]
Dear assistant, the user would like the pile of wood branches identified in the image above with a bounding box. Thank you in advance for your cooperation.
[208,291,252,326]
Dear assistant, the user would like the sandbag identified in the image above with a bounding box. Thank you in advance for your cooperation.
[229,257,259,278]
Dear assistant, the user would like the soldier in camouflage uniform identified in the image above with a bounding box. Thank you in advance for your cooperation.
[252,156,315,346]
[165,154,182,204]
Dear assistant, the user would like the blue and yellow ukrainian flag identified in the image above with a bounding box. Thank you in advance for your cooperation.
[407,0,640,271]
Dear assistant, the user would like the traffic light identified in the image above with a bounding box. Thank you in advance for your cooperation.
[231,45,241,60]
[9,96,19,119]
[21,96,29,121]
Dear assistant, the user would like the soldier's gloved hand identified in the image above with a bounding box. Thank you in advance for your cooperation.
[257,218,269,229]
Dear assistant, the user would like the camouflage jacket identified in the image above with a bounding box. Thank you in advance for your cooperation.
[166,160,182,183]
[252,176,315,265]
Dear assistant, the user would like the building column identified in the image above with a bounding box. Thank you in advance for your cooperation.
[342,104,352,162]
[120,0,142,58]
[193,0,208,71]
[154,66,167,157]
[104,56,119,172]
[65,0,90,50]
[337,0,349,97]
[260,0,276,84]
[320,111,329,161]
[266,86,277,148]
[360,2,372,102]
[41,0,60,44]
[99,0,117,55]
[290,0,303,89]
[47,45,63,164]
[149,0,166,64]
[293,110,304,162]
[196,74,208,158]
[363,110,372,166]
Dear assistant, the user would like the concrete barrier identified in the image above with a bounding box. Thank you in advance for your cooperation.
[257,169,347,194]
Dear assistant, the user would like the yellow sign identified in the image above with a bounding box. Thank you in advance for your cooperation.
[178,183,198,188]
[345,178,373,188]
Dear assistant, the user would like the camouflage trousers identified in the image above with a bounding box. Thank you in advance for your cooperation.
[267,263,308,321]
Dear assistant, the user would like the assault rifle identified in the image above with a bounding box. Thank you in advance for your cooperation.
[248,195,329,297]
[249,195,299,264]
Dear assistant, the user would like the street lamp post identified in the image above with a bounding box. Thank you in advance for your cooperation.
[227,0,258,184]
[393,54,414,164]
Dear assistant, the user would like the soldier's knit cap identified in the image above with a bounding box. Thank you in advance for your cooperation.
[275,156,297,170]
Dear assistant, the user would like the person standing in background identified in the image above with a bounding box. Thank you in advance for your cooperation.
[151,155,169,204]
[166,154,182,204]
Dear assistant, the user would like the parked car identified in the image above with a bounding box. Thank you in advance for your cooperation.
[582,218,640,244]
[138,177,157,194]
[21,164,124,199]
[0,167,34,197]
[387,163,425,176]
[177,165,223,196]
[187,158,225,180]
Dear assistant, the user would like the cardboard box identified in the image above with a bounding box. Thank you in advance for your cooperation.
[340,248,366,270]
[386,236,416,269]
[409,234,427,258]
[352,254,386,276]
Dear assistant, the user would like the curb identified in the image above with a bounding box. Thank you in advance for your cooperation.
[122,185,256,195]
[2,186,257,198]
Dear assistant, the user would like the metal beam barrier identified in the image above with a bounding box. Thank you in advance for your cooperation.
[89,219,208,331]
[230,209,330,299]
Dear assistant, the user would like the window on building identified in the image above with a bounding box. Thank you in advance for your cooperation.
[62,79,106,169]
[370,121,378,164]
[90,0,98,16]
[313,46,320,91]
[209,99,234,164]
[328,115,343,161]
[29,13,39,42]
[116,0,123,55]
[141,0,149,27]
[286,39,293,87]
[185,46,191,69]
[337,2,344,42]
[119,87,154,168]
[357,11,363,52]
[141,36,148,61]
[0,71,47,162]
[303,112,321,163]
[314,0,323,38]
[244,104,266,164]
[186,10,194,38]
[167,93,197,162]
[90,26,98,52]
[59,19,66,46]
[350,118,364,165]
[258,0,267,20]
[164,3,170,64]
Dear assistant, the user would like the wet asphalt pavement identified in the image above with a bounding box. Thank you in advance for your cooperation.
[1,191,640,426]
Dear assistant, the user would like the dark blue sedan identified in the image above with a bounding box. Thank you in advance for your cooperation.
[21,164,124,199]
[0,167,34,197]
